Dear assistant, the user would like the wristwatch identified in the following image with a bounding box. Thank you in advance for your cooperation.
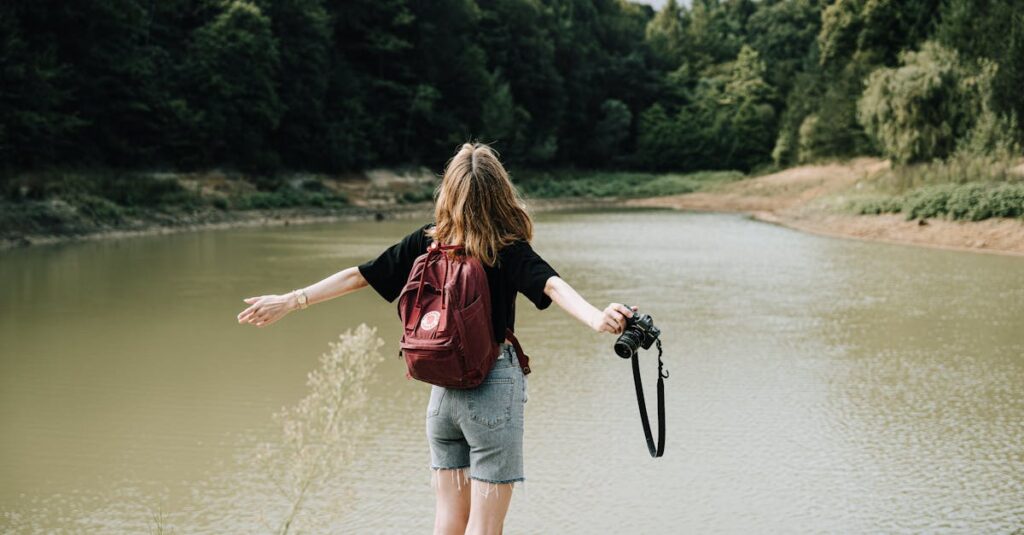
[293,288,309,310]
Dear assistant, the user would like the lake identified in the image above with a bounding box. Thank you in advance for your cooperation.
[2,208,1022,532]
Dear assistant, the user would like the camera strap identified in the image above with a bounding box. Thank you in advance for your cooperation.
[631,338,668,457]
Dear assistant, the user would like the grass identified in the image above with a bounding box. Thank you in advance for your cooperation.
[0,170,350,239]
[513,169,745,199]
[884,151,1020,192]
[3,170,349,211]
[848,151,1024,221]
[227,189,348,210]
[851,182,1024,221]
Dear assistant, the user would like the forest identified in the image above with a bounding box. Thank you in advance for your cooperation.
[1,0,1022,177]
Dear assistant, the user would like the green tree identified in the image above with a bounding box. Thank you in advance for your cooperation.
[935,0,1024,143]
[746,0,821,95]
[476,0,565,164]
[857,41,995,164]
[721,45,777,169]
[638,104,683,168]
[593,99,633,160]
[328,0,416,164]
[0,5,81,169]
[266,0,331,169]
[645,0,686,69]
[184,1,282,171]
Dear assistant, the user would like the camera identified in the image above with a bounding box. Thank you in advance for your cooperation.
[614,305,661,359]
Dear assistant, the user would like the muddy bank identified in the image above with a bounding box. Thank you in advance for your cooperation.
[756,211,1024,256]
[0,203,420,251]
[626,159,1024,256]
[7,161,1023,256]
[0,194,622,253]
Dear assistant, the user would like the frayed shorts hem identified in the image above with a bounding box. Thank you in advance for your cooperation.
[468,475,525,484]
[430,464,470,471]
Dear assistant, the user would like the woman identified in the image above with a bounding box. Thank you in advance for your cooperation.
[237,142,637,535]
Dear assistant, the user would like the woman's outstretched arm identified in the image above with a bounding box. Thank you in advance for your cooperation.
[543,276,637,335]
[236,266,369,328]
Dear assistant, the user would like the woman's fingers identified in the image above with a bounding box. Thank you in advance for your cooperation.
[238,304,262,323]
[607,303,632,330]
[608,310,626,331]
[239,296,273,325]
[237,296,262,322]
[602,306,624,333]
[238,306,256,321]
[597,302,640,335]
[612,303,635,318]
[238,294,292,327]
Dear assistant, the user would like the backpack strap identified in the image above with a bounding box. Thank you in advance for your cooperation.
[413,242,464,310]
[504,328,531,375]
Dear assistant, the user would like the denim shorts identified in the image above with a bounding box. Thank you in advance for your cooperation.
[426,341,528,487]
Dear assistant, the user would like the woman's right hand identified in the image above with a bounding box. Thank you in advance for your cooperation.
[237,292,297,328]
[591,303,638,334]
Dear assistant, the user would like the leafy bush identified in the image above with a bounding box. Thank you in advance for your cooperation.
[976,184,1024,219]
[399,188,435,204]
[903,185,956,219]
[851,182,1024,221]
[230,188,347,210]
[852,196,902,215]
[71,194,126,224]
[944,183,987,220]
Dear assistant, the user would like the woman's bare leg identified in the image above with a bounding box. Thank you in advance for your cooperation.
[432,467,471,535]
[465,480,514,535]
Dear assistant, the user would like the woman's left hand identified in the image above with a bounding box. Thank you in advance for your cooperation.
[237,293,296,327]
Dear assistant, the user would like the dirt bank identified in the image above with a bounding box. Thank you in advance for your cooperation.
[7,161,1024,256]
[626,158,1024,256]
[0,167,622,252]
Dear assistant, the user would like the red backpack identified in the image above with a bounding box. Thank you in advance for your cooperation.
[397,241,531,388]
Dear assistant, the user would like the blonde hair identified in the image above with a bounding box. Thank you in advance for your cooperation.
[425,142,534,267]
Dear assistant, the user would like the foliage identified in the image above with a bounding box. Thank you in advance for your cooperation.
[183,1,283,171]
[0,0,1021,177]
[851,181,1024,221]
[637,44,775,172]
[857,41,1002,164]
[881,149,1020,192]
[645,0,686,69]
[934,0,1024,134]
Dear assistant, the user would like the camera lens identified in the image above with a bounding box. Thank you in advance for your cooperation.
[615,330,641,358]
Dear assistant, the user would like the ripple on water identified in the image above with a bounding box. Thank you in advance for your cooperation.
[2,209,1023,532]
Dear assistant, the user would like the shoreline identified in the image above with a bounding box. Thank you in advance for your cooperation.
[755,211,1024,258]
[0,197,627,253]
[4,161,1023,257]
[625,159,1024,257]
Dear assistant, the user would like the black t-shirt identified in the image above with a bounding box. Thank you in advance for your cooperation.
[358,222,559,344]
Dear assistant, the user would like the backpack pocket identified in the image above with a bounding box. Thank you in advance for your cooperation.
[401,336,466,388]
[453,294,497,378]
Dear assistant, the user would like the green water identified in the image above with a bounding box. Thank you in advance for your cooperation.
[2,208,1022,532]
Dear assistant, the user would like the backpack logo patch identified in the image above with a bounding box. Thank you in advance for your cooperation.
[420,310,441,331]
